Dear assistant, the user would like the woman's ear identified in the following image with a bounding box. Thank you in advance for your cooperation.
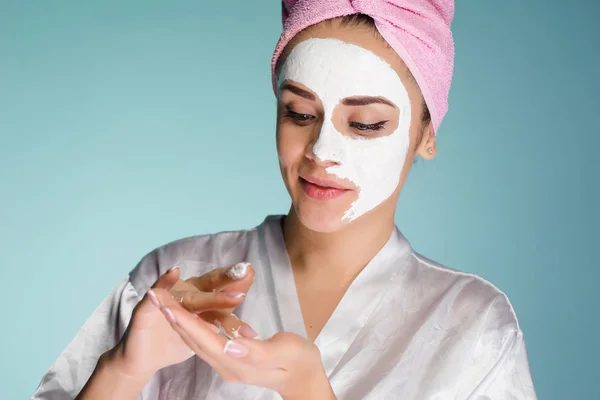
[416,123,436,160]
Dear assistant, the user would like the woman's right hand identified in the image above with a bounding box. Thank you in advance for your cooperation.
[107,263,257,381]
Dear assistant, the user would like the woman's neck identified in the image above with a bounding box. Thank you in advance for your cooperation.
[282,207,395,285]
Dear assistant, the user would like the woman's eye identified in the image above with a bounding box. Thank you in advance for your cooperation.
[349,120,388,133]
[283,108,315,124]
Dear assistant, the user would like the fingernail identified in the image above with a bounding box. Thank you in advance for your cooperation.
[223,340,248,358]
[168,265,179,274]
[209,323,220,334]
[164,307,177,324]
[223,291,246,299]
[226,262,250,280]
[239,325,258,338]
[147,289,161,309]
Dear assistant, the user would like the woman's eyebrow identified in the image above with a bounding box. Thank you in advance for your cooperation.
[281,83,316,101]
[342,96,397,108]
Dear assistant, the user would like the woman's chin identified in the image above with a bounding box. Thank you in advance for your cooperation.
[293,203,351,233]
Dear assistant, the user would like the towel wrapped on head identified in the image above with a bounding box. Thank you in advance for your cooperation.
[271,0,455,134]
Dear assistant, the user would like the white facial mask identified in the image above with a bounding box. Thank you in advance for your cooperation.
[278,38,412,221]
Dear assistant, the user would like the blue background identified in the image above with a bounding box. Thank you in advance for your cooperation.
[1,1,598,398]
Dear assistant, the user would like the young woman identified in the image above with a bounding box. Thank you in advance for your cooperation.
[33,1,537,399]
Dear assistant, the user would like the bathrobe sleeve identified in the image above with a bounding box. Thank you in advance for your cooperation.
[30,277,141,399]
[468,329,537,399]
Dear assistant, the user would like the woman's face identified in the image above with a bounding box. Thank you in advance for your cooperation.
[276,20,435,233]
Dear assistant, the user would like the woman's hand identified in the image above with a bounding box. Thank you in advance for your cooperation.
[172,262,258,339]
[109,263,257,380]
[150,290,336,400]
[77,264,258,400]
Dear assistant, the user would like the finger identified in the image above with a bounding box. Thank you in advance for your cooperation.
[169,290,247,313]
[158,304,215,362]
[186,263,255,294]
[151,265,181,290]
[135,266,181,318]
[200,310,259,339]
[152,288,222,338]
[134,288,177,330]
[153,290,229,359]
[155,294,286,387]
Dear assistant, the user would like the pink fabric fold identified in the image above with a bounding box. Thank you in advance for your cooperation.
[271,0,455,134]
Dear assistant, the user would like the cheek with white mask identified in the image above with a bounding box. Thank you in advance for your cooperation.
[278,38,412,222]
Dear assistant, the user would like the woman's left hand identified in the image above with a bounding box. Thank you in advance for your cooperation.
[151,289,336,400]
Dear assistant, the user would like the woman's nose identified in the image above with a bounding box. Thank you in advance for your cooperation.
[305,125,342,167]
[305,142,338,168]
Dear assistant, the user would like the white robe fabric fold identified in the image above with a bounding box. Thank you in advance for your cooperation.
[32,215,537,399]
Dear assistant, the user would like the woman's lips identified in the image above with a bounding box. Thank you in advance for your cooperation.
[300,176,350,201]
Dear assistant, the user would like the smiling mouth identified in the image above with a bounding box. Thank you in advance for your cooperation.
[300,176,351,201]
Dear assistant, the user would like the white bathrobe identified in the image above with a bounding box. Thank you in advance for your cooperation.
[32,215,537,399]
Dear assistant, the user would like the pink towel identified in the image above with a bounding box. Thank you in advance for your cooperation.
[271,0,454,134]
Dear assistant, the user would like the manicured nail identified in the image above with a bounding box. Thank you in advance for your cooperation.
[224,291,246,298]
[239,325,258,338]
[223,340,248,358]
[168,265,179,274]
[164,307,177,324]
[147,289,160,309]
[226,263,250,280]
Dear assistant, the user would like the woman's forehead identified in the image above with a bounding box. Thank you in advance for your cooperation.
[278,38,410,108]
[282,19,410,78]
